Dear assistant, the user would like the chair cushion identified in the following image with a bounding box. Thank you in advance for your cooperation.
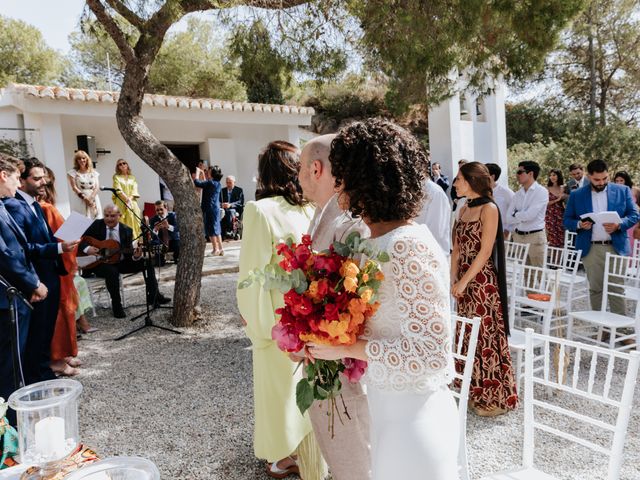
[481,467,558,480]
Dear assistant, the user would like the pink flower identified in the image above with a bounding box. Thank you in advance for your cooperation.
[271,322,304,352]
[342,358,367,383]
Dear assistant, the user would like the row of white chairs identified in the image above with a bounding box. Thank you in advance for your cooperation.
[452,313,640,479]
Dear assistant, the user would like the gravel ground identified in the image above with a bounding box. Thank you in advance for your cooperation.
[74,265,640,480]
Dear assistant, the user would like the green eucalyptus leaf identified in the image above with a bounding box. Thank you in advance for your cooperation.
[296,379,315,415]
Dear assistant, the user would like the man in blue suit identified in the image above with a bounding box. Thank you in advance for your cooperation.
[0,154,48,423]
[3,157,79,384]
[564,159,639,314]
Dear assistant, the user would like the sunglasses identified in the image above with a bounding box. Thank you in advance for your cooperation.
[516,170,528,175]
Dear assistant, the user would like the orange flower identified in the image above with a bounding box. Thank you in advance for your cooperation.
[361,273,369,282]
[343,276,358,293]
[375,271,385,281]
[340,259,360,278]
[359,287,373,303]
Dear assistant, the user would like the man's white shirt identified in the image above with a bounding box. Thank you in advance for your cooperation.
[493,183,515,230]
[415,179,451,255]
[505,181,548,232]
[590,186,610,241]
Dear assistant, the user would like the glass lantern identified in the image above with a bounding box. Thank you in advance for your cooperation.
[8,379,82,475]
[65,457,161,480]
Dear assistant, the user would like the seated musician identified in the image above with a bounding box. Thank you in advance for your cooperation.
[220,175,244,239]
[79,204,171,318]
[149,200,180,263]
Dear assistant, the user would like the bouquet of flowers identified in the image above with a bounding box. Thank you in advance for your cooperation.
[239,231,388,436]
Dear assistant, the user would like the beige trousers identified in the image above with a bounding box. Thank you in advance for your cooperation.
[309,379,371,480]
[511,230,547,267]
[582,244,626,315]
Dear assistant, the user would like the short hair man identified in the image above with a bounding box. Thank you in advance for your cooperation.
[0,154,47,423]
[564,159,639,316]
[149,200,180,263]
[486,163,514,238]
[3,157,79,384]
[430,162,450,192]
[79,204,171,318]
[567,163,589,191]
[220,175,244,239]
[297,134,370,480]
[505,160,549,267]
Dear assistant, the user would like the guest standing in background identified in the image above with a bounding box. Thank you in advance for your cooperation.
[505,161,549,267]
[237,141,319,480]
[67,150,101,219]
[112,159,142,240]
[39,167,81,376]
[194,165,223,256]
[545,169,568,248]
[613,171,640,252]
[452,161,518,417]
[431,162,450,193]
[566,163,589,191]
[415,165,452,255]
[486,163,514,238]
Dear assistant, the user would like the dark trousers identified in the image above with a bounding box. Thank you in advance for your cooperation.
[0,302,31,426]
[87,258,159,308]
[23,276,59,385]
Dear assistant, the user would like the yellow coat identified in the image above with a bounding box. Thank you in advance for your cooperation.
[237,196,315,462]
[112,174,142,240]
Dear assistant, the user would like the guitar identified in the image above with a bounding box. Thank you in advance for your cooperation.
[78,236,135,270]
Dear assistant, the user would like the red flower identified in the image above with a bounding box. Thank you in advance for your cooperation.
[324,303,340,321]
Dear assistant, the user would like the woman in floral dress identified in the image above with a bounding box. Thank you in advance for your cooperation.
[112,159,142,240]
[67,150,101,219]
[451,161,518,417]
[545,169,567,247]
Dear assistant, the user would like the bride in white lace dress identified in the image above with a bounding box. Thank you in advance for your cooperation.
[308,119,459,479]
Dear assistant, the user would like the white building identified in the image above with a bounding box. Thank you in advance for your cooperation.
[428,83,508,186]
[0,83,314,217]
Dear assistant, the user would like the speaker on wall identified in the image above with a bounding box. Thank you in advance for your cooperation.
[76,135,97,165]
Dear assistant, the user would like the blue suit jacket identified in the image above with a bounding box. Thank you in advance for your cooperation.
[563,183,639,256]
[0,205,39,308]
[3,194,66,281]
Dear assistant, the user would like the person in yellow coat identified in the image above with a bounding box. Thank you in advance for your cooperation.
[237,141,324,480]
[112,159,142,240]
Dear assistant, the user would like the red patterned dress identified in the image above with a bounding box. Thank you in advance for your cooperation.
[545,191,565,247]
[454,220,518,411]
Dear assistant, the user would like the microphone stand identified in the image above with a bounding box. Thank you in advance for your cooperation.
[108,189,180,341]
[0,273,33,392]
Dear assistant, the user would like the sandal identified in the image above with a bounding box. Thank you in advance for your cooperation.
[472,405,508,417]
[265,458,299,479]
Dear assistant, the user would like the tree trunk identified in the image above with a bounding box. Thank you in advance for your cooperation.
[116,60,205,327]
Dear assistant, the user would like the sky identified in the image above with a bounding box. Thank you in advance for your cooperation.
[2,0,88,53]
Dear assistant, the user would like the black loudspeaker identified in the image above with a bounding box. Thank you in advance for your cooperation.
[76,135,97,165]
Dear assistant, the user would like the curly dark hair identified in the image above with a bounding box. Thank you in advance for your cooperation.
[329,118,427,222]
[256,140,307,206]
[547,168,564,187]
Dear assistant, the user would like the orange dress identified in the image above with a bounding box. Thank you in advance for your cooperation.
[40,202,79,360]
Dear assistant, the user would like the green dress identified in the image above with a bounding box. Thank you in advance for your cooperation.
[112,174,142,240]
[237,196,315,462]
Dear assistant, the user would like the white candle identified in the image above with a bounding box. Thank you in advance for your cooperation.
[34,416,66,458]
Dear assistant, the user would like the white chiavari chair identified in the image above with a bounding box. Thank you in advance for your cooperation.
[543,245,588,311]
[450,314,481,480]
[568,252,640,351]
[480,329,640,480]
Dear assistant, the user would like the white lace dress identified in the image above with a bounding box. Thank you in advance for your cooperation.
[363,224,459,479]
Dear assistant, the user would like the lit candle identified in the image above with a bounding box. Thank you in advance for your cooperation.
[34,416,66,458]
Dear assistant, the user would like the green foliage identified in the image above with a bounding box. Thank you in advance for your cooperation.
[0,138,30,158]
[0,15,65,85]
[228,19,289,104]
[505,101,572,147]
[68,17,246,99]
[347,0,585,110]
[552,0,640,124]
[508,117,640,189]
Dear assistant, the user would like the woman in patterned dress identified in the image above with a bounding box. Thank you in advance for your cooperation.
[614,171,640,249]
[112,159,142,239]
[67,150,101,219]
[545,168,567,247]
[451,161,518,417]
[308,119,459,479]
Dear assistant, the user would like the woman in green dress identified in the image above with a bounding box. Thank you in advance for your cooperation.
[237,141,321,479]
[112,159,142,240]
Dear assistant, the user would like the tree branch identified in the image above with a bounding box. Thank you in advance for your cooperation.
[86,0,136,64]
[104,0,145,29]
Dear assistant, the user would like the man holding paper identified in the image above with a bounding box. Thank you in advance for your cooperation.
[564,159,639,314]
